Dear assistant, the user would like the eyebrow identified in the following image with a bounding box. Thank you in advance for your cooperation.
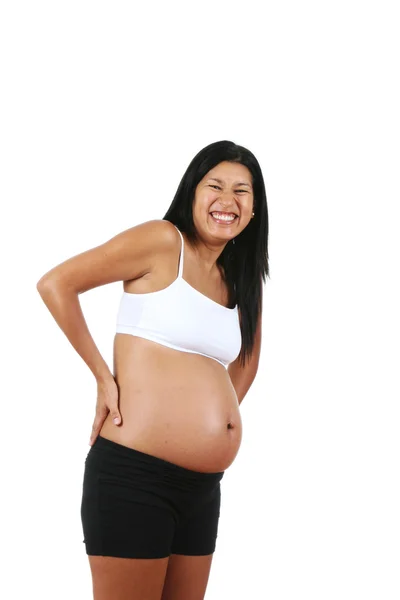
[208,177,252,188]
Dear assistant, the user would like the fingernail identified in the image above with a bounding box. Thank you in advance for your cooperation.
[113,417,119,424]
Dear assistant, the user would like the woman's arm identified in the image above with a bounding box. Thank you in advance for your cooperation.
[36,219,177,383]
[37,284,114,383]
[228,301,262,405]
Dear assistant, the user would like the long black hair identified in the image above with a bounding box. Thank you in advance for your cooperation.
[163,140,269,367]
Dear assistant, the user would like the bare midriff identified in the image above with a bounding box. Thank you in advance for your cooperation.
[99,334,242,473]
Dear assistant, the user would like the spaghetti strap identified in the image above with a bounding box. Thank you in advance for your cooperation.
[115,220,241,369]
[173,225,184,278]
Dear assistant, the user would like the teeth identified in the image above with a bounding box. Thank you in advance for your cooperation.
[211,212,237,221]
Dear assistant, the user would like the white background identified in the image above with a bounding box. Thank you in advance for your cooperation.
[1,1,399,598]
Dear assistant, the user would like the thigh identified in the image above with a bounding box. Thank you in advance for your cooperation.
[81,441,177,559]
[161,554,214,600]
[89,555,169,600]
[170,481,222,556]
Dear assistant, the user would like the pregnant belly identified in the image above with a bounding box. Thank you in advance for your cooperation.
[98,335,243,472]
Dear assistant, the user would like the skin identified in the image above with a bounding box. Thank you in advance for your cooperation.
[190,160,254,273]
[39,160,260,600]
[99,160,256,474]
[90,163,258,599]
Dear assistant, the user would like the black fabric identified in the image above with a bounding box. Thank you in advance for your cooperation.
[81,435,224,558]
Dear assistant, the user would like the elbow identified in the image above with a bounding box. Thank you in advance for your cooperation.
[36,275,62,297]
[36,277,49,294]
[36,275,55,295]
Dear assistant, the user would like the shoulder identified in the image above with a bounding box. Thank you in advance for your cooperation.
[154,219,181,242]
[135,219,182,264]
[145,219,180,240]
[125,219,180,249]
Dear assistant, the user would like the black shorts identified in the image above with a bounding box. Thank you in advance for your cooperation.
[81,435,225,559]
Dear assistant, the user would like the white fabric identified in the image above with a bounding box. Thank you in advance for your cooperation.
[115,225,242,368]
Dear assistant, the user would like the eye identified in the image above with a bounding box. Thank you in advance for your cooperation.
[209,185,247,193]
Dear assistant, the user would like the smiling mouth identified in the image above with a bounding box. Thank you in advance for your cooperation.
[209,212,238,223]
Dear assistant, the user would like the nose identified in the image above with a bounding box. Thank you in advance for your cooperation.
[218,196,236,210]
[220,190,235,202]
[217,187,239,207]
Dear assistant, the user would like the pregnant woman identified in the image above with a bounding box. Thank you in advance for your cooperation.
[37,140,269,600]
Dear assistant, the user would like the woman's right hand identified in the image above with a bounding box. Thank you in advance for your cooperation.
[89,377,122,446]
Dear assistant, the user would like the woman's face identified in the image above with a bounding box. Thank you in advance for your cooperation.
[192,161,254,243]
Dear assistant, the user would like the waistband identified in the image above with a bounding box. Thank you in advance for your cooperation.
[92,435,225,480]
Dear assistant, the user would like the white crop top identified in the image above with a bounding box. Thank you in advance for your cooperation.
[115,224,242,367]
